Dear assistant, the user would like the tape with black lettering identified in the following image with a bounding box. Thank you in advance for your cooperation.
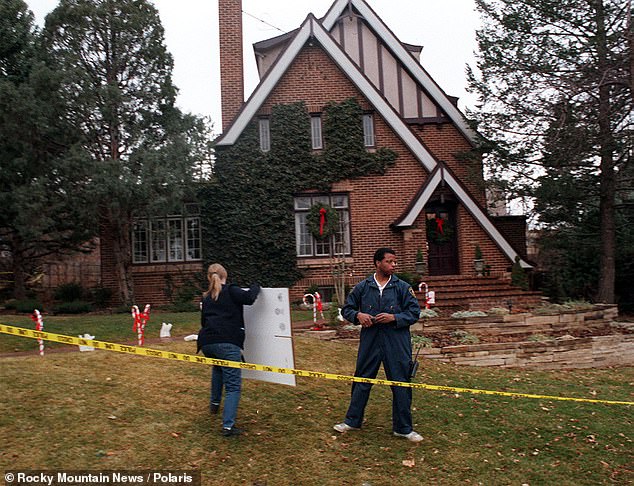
[0,324,631,406]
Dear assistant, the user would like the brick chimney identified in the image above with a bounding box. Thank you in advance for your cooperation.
[218,0,244,132]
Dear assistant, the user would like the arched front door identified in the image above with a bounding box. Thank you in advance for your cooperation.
[425,203,459,275]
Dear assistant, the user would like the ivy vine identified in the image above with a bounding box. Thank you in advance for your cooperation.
[200,98,397,287]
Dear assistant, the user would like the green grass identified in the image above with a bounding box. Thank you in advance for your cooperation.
[0,318,632,485]
[0,309,317,353]
[0,312,202,353]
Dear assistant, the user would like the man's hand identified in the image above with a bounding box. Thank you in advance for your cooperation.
[374,313,396,324]
[357,312,374,327]
[357,312,395,326]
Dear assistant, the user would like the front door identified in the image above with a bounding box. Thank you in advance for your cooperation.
[426,204,458,275]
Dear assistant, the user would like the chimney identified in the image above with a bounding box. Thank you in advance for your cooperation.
[218,0,244,132]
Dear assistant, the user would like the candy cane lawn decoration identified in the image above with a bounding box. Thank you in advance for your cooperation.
[418,282,435,310]
[30,309,44,356]
[131,304,151,346]
[303,292,325,330]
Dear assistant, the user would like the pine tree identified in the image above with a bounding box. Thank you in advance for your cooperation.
[468,0,632,303]
[42,0,207,304]
[0,0,96,299]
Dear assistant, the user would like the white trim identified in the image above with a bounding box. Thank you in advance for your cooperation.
[217,20,312,146]
[395,168,531,268]
[397,170,442,227]
[323,0,477,144]
[309,20,438,171]
[442,171,531,269]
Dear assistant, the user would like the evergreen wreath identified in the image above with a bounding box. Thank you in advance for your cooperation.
[307,203,340,240]
[426,217,454,244]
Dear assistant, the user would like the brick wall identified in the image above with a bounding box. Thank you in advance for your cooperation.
[99,220,203,306]
[219,0,244,131]
[491,215,528,260]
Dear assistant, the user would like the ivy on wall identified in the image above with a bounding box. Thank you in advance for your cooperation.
[199,98,397,287]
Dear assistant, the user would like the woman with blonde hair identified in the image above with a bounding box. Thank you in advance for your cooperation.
[197,263,260,437]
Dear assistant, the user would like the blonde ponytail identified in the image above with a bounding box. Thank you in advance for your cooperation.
[204,263,228,300]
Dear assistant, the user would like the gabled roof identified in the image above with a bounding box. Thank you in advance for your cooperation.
[394,163,530,268]
[214,1,529,268]
[321,0,477,143]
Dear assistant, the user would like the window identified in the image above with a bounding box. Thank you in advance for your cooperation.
[311,115,323,149]
[132,207,202,264]
[259,118,270,152]
[294,194,351,257]
[363,113,375,147]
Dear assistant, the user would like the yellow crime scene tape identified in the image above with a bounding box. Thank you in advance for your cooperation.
[1,324,632,406]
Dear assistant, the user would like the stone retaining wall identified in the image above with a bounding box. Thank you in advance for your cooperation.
[412,304,620,338]
[412,304,633,369]
[420,334,634,369]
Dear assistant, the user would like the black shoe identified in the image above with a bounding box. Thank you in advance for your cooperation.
[210,403,220,414]
[222,426,243,437]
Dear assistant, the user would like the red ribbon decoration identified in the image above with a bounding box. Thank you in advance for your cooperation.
[319,207,327,236]
[435,217,445,234]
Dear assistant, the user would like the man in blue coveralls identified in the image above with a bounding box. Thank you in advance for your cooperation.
[333,247,423,442]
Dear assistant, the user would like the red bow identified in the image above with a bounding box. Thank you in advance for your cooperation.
[319,207,327,236]
[435,217,445,234]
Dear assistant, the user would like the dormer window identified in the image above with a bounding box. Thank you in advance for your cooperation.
[311,115,323,150]
[259,118,270,152]
[363,113,375,147]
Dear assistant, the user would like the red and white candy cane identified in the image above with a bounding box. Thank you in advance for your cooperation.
[418,282,431,309]
[30,309,44,356]
[131,304,151,346]
[314,291,325,320]
[303,293,324,331]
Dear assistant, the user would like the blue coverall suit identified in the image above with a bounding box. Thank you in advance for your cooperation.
[341,275,421,434]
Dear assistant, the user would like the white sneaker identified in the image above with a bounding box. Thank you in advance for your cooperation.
[394,430,423,442]
[333,422,359,433]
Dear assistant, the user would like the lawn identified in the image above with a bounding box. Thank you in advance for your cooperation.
[0,313,632,485]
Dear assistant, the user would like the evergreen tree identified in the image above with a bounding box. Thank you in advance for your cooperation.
[468,0,632,303]
[0,0,95,299]
[42,0,206,304]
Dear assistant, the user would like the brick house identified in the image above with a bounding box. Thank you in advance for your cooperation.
[213,0,532,305]
[94,0,534,309]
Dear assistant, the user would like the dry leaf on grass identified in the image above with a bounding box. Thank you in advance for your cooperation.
[402,458,415,467]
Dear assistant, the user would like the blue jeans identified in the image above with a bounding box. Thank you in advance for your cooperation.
[201,343,242,429]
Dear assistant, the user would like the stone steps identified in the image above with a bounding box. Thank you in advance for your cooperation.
[415,276,545,312]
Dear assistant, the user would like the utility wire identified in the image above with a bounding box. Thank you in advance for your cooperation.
[242,9,286,33]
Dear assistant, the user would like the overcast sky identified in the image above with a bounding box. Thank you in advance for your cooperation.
[26,0,481,131]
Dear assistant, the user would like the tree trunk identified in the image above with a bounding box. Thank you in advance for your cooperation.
[108,211,134,306]
[595,0,616,303]
[11,255,27,301]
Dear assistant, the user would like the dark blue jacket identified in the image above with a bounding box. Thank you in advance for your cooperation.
[197,283,260,351]
[342,275,420,329]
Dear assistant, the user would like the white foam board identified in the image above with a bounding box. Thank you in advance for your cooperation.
[242,288,296,386]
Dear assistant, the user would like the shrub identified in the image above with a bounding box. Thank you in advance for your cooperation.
[54,283,85,302]
[411,335,433,347]
[419,308,439,319]
[451,310,487,319]
[395,272,416,285]
[511,256,529,290]
[52,301,93,314]
[90,286,113,308]
[6,298,44,313]
[450,329,480,344]
[169,300,199,313]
